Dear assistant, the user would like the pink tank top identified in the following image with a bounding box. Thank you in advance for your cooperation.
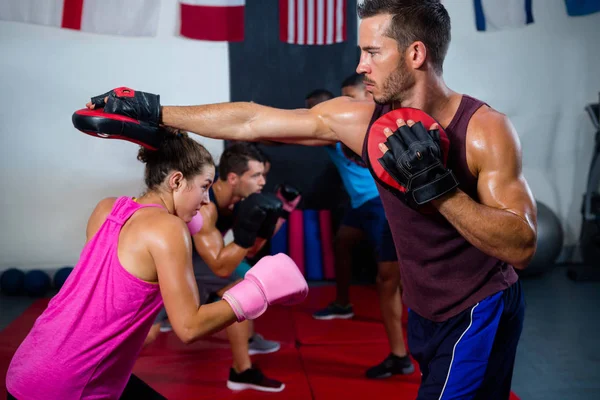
[6,197,165,399]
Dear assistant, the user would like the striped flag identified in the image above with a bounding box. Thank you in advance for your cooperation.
[279,0,347,45]
[564,0,600,16]
[474,0,534,32]
[0,0,160,37]
[180,0,245,42]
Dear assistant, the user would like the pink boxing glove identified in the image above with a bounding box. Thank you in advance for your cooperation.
[222,253,308,322]
[275,183,301,219]
[187,212,204,235]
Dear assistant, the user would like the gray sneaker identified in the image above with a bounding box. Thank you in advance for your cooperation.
[159,319,173,333]
[248,333,281,355]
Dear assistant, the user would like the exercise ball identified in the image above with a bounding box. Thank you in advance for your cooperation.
[520,201,563,277]
[24,269,51,297]
[1,268,25,296]
[54,267,73,290]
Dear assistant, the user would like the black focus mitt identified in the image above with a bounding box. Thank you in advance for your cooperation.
[72,108,167,150]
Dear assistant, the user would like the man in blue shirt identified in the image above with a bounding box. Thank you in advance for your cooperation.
[308,74,414,379]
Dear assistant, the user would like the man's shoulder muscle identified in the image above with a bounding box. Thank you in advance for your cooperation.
[466,106,522,175]
[315,97,376,155]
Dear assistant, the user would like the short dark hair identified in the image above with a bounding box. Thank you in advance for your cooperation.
[357,0,451,74]
[218,142,266,180]
[137,131,215,190]
[305,89,335,102]
[341,73,364,89]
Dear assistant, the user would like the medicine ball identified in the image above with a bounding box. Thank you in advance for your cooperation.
[520,201,564,278]
[1,268,26,296]
[54,266,73,290]
[24,269,51,297]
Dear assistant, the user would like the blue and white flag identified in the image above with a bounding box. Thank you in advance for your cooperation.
[474,0,534,32]
[564,0,600,16]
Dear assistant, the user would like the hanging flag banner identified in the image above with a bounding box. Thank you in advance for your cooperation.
[280,0,347,45]
[474,0,534,32]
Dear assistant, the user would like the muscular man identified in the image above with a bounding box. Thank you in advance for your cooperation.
[86,1,537,397]
[307,77,414,379]
[147,143,295,393]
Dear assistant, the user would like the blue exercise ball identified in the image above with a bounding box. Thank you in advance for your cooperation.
[1,268,25,296]
[54,267,74,290]
[24,269,51,297]
[519,201,564,278]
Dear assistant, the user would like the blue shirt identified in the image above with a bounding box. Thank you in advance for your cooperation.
[325,143,379,209]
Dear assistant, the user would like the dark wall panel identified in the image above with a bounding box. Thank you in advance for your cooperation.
[228,0,359,210]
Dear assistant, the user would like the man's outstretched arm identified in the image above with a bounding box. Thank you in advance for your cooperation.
[86,88,375,156]
[161,98,374,155]
[161,102,334,143]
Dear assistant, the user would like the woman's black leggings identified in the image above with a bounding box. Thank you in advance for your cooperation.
[7,374,166,400]
[120,374,166,399]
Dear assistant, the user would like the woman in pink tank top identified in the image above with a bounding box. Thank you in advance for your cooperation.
[5,133,238,400]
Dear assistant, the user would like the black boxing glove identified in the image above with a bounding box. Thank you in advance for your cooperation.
[232,193,268,248]
[275,183,302,219]
[256,193,283,239]
[91,87,162,127]
[378,122,459,208]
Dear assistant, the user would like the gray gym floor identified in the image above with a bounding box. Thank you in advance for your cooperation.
[1,265,599,400]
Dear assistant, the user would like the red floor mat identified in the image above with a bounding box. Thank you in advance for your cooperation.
[133,347,311,400]
[292,285,409,345]
[300,342,422,399]
[0,298,49,352]
[299,343,521,400]
[0,287,521,399]
[293,311,391,345]
[294,285,409,324]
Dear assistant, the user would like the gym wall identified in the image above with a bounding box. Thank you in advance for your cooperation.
[0,0,227,270]
[1,0,599,270]
[228,0,358,210]
[443,0,600,255]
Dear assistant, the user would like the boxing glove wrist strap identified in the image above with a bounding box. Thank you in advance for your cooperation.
[222,279,268,322]
[233,232,257,249]
[411,169,459,205]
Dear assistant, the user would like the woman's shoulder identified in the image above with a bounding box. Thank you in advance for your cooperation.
[86,197,119,240]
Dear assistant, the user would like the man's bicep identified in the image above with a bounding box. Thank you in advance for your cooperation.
[473,114,536,223]
[478,169,536,222]
[250,97,372,153]
[315,97,374,155]
[193,225,225,270]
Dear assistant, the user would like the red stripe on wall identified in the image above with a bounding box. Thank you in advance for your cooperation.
[180,4,245,42]
[279,0,289,43]
[61,0,84,30]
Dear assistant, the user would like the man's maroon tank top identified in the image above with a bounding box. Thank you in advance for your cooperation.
[362,95,518,322]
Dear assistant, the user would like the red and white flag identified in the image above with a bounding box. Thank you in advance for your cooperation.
[180,0,245,42]
[0,0,161,37]
[279,0,347,45]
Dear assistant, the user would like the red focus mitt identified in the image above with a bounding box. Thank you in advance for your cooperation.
[366,108,458,209]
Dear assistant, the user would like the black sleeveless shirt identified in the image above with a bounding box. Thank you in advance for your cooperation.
[362,96,519,322]
[209,186,237,235]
